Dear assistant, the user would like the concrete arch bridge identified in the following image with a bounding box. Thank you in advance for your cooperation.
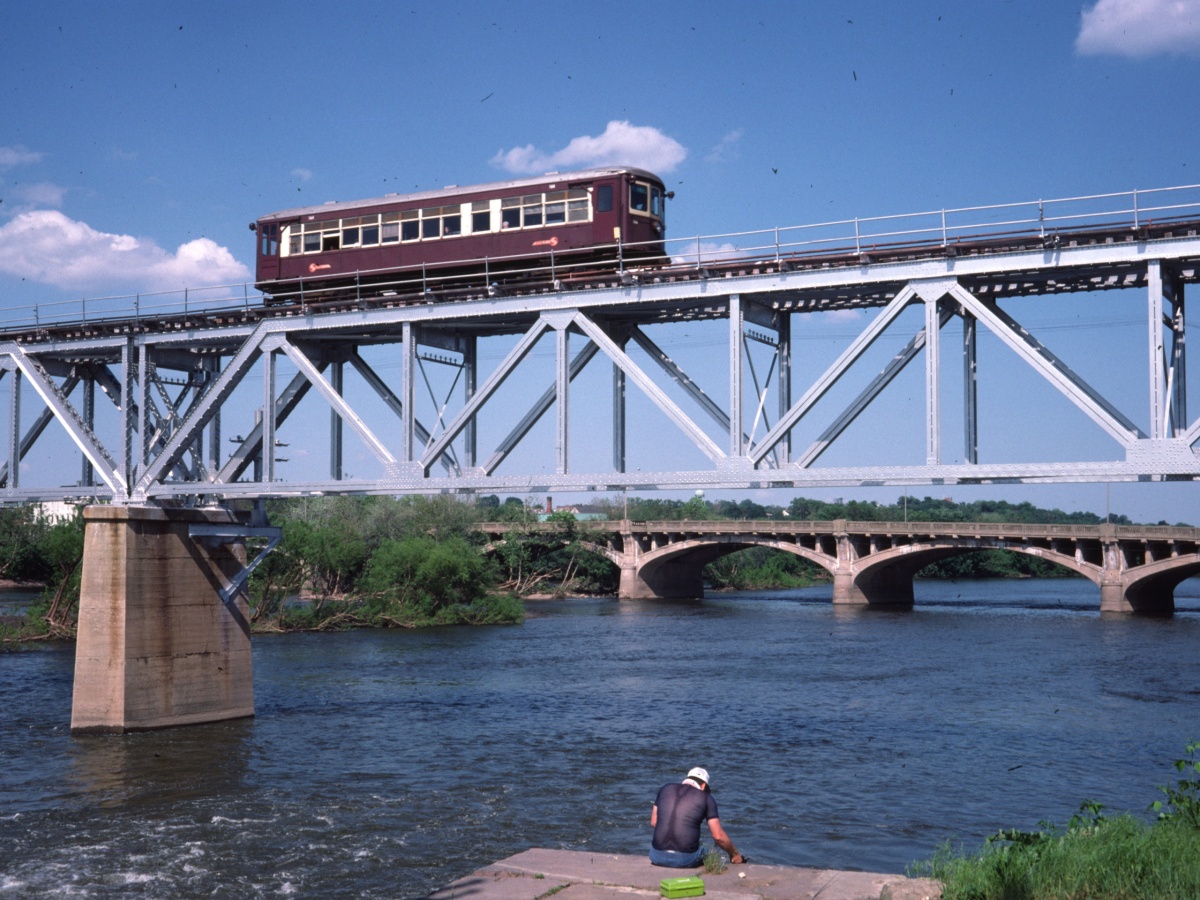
[480,519,1200,615]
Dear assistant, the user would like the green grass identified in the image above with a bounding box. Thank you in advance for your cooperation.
[918,814,1200,899]
[912,743,1200,899]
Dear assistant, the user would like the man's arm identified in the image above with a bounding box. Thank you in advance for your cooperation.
[650,804,658,827]
[707,817,745,864]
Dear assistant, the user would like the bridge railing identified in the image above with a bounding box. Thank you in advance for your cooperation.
[663,182,1200,265]
[475,519,1200,542]
[4,183,1200,335]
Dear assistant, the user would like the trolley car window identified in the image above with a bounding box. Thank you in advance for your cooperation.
[421,210,440,239]
[382,212,400,243]
[472,201,490,233]
[362,219,380,246]
[651,187,664,219]
[545,190,567,225]
[342,217,360,247]
[521,194,542,227]
[402,210,419,241]
[567,189,589,221]
[630,183,648,212]
[596,185,613,212]
[260,223,279,256]
[501,197,521,229]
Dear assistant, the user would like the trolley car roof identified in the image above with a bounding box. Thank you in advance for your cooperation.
[257,167,664,224]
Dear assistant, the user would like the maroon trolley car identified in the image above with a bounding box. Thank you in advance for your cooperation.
[252,167,669,303]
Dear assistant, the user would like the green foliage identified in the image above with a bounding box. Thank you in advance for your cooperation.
[917,549,1074,580]
[246,497,516,631]
[1,508,85,642]
[704,546,826,590]
[915,750,1200,899]
[488,514,618,596]
[0,507,52,583]
[1151,740,1200,829]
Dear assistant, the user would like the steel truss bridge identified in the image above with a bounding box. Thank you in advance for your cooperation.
[2,184,1200,506]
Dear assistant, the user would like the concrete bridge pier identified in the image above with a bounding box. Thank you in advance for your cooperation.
[831,568,917,608]
[1099,580,1132,614]
[70,505,255,734]
[619,556,705,599]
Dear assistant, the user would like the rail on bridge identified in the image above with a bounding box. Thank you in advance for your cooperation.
[479,519,1200,615]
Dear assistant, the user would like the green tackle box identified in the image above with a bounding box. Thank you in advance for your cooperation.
[659,875,705,898]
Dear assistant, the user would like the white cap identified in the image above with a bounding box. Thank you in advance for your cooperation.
[686,767,710,787]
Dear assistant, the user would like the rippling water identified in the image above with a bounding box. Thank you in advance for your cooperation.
[2,579,1199,897]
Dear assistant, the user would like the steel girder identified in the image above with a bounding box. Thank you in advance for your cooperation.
[2,232,1200,505]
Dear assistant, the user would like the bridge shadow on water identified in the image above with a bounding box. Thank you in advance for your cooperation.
[694,575,1200,617]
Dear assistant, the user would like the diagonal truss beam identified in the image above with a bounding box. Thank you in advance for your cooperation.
[278,340,397,467]
[1,344,123,496]
[630,327,745,441]
[135,322,271,497]
[345,350,456,473]
[571,312,727,463]
[217,368,315,484]
[0,373,79,488]
[482,340,600,475]
[794,306,956,468]
[947,283,1145,446]
[420,317,552,473]
[752,284,920,464]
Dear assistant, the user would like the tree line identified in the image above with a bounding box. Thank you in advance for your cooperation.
[0,492,1166,643]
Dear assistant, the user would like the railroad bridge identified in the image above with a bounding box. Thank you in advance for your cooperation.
[4,183,1199,732]
[480,519,1200,614]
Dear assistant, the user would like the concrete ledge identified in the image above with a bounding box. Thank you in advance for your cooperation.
[428,849,941,899]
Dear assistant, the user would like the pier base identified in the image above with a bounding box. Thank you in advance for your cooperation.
[70,505,254,734]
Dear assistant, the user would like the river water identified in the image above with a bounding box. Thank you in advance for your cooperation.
[2,579,1199,898]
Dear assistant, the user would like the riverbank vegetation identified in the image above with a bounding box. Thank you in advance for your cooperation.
[0,491,1176,644]
[0,506,84,643]
[912,742,1200,898]
[245,496,522,631]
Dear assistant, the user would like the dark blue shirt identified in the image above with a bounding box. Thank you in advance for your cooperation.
[652,782,719,853]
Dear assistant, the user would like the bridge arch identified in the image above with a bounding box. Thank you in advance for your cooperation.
[625,535,837,599]
[1119,556,1200,615]
[841,540,1102,606]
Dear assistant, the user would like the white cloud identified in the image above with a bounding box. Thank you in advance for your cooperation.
[0,210,250,293]
[1077,0,1200,57]
[10,182,68,209]
[491,121,688,175]
[706,129,744,164]
[0,145,43,168]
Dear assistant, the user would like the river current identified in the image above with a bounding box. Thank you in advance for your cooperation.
[2,579,1199,898]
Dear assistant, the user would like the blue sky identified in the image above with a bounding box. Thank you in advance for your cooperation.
[3,0,1200,522]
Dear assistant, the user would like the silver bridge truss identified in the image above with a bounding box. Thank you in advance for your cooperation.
[3,199,1200,505]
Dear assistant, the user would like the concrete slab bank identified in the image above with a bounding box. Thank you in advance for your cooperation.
[427,849,942,900]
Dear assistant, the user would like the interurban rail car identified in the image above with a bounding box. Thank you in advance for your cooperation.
[252,167,669,302]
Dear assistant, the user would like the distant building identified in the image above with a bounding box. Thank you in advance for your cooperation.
[535,496,609,523]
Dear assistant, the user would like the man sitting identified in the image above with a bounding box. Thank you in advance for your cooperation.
[649,766,745,868]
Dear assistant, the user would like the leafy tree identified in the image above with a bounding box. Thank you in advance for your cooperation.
[488,512,619,595]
